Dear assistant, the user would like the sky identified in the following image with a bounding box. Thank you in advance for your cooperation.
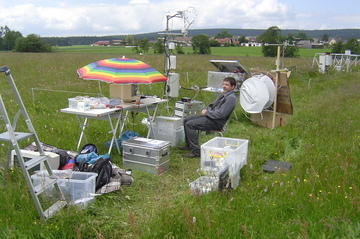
[0,0,359,37]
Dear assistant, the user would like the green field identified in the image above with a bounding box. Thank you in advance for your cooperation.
[0,50,359,238]
[54,45,330,58]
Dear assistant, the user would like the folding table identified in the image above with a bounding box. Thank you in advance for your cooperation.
[60,105,132,154]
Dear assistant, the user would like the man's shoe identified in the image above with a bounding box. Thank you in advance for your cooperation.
[182,152,200,158]
[178,145,190,150]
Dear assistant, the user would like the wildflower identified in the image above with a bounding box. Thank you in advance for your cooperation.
[345,196,348,199]
[264,186,268,192]
[303,179,307,182]
[349,187,352,190]
[338,185,341,188]
[319,190,322,193]
[297,178,300,183]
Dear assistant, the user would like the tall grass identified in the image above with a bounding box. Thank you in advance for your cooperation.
[0,50,359,238]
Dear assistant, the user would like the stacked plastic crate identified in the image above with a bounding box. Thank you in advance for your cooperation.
[190,137,249,194]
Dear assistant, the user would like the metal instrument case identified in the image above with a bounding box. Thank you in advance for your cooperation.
[122,137,171,174]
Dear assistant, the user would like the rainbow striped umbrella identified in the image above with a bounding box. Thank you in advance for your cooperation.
[77,58,167,84]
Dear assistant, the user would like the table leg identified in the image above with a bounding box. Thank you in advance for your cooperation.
[145,105,158,139]
[76,117,88,151]
[106,114,121,155]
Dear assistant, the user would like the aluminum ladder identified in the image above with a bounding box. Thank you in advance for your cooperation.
[0,66,67,221]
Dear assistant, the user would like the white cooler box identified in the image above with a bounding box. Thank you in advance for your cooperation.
[201,137,249,188]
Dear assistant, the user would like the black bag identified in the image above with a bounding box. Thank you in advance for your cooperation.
[52,149,72,169]
[78,157,113,191]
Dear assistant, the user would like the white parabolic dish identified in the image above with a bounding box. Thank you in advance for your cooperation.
[239,74,275,113]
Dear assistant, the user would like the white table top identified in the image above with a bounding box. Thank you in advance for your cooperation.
[60,105,131,117]
[60,99,168,117]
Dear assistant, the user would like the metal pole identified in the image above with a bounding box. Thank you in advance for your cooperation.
[272,46,281,129]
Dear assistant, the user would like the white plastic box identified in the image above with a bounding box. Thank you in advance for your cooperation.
[151,125,184,147]
[68,97,90,111]
[155,116,183,130]
[201,137,249,188]
[31,171,97,207]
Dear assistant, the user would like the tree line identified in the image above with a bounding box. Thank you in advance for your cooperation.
[1,25,359,55]
[0,26,52,52]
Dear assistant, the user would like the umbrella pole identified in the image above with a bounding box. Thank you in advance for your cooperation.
[98,81,102,95]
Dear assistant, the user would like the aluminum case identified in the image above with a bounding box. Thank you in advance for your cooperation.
[122,137,171,174]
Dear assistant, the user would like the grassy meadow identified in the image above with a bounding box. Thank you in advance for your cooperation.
[0,46,359,238]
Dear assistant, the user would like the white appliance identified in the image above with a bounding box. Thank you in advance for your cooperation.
[10,149,60,172]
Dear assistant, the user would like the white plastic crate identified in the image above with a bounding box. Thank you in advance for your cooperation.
[151,126,184,146]
[201,137,249,188]
[31,171,97,207]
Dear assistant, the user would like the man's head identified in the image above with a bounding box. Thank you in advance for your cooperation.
[222,77,236,92]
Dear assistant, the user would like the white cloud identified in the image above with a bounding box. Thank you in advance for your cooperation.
[0,0,358,37]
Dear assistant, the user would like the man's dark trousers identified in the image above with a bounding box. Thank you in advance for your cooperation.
[183,115,222,154]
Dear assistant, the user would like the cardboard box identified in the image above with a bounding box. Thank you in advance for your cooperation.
[250,110,288,128]
[109,84,136,102]
[270,70,293,115]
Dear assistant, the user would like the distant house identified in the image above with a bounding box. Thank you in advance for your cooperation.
[297,40,312,48]
[297,40,324,49]
[92,41,110,46]
[214,38,239,46]
[92,40,122,46]
[241,42,262,47]
[328,38,340,45]
[241,36,262,47]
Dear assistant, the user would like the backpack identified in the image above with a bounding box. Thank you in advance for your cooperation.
[78,157,113,191]
[79,143,98,155]
[52,149,72,169]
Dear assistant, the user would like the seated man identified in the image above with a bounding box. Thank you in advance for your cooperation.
[179,77,237,158]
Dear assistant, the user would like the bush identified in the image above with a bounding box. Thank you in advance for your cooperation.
[14,34,52,52]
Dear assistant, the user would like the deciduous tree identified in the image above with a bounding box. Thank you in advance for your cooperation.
[14,34,52,52]
[192,34,211,55]
[344,38,360,54]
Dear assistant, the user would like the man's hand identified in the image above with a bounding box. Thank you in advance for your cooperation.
[201,109,207,116]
